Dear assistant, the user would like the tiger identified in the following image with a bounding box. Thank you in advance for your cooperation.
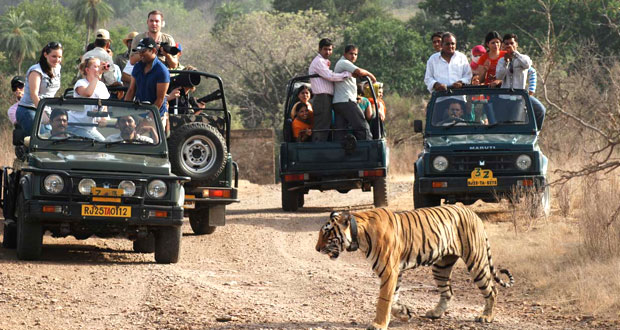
[315,205,514,330]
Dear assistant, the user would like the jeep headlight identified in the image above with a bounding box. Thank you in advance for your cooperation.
[118,180,136,196]
[44,174,64,194]
[78,179,96,195]
[432,156,449,172]
[147,180,167,198]
[516,154,532,171]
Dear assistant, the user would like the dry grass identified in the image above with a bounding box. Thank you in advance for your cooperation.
[0,125,14,168]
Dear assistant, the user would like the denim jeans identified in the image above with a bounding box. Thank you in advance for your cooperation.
[529,96,546,130]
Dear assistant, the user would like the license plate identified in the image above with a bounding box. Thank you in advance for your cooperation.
[184,195,195,209]
[92,187,123,197]
[467,168,497,186]
[81,205,131,217]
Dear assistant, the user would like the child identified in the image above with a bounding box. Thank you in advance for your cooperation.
[468,73,489,124]
[470,45,486,71]
[291,102,313,142]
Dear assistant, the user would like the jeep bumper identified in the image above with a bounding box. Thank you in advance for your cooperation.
[418,174,547,198]
[23,199,184,227]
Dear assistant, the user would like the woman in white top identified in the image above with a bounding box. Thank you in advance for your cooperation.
[69,56,110,141]
[16,42,63,135]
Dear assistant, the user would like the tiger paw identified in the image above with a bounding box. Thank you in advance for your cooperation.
[366,323,386,330]
[475,314,494,323]
[424,307,445,319]
[391,304,414,321]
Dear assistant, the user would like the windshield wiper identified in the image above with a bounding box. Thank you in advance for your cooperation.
[443,119,480,128]
[51,135,99,144]
[103,139,154,147]
[486,120,526,128]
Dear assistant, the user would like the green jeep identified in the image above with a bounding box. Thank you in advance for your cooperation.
[279,75,389,211]
[413,87,550,215]
[2,98,187,263]
[166,70,239,235]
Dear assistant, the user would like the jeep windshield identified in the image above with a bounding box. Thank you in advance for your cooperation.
[431,90,530,128]
[35,101,160,146]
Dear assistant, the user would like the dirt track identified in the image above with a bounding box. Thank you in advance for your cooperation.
[0,178,615,329]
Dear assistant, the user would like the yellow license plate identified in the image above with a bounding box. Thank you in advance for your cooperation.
[81,205,131,217]
[467,167,498,187]
[184,195,195,209]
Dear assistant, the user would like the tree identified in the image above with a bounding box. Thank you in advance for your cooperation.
[342,17,427,95]
[209,10,341,129]
[71,0,114,48]
[0,11,40,74]
[273,0,389,23]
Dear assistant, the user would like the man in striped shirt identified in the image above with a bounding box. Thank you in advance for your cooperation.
[308,38,352,142]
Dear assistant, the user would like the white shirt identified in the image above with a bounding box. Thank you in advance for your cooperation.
[424,51,472,93]
[496,51,532,90]
[333,56,359,103]
[104,133,153,143]
[71,78,110,127]
[308,53,351,95]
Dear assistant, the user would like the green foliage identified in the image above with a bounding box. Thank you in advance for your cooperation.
[210,10,340,129]
[342,17,427,95]
[0,11,40,74]
[5,0,83,91]
[273,0,391,22]
[70,0,115,47]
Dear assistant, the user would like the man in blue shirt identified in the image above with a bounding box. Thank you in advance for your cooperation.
[124,37,170,135]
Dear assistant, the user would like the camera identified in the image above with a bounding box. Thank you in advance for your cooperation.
[159,42,180,56]
[102,62,110,70]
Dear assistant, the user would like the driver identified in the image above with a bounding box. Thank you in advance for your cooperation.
[105,115,154,143]
[447,101,464,120]
[42,108,68,139]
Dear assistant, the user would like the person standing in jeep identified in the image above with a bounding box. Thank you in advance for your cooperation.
[308,38,352,142]
[124,37,171,135]
[129,10,178,69]
[424,32,472,92]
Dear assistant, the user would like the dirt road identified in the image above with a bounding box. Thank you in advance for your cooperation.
[0,178,611,329]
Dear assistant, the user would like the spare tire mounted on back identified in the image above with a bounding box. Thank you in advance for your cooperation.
[168,121,226,182]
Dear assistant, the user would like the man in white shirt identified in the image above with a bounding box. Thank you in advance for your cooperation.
[333,45,376,141]
[308,38,352,141]
[496,33,545,129]
[424,32,472,93]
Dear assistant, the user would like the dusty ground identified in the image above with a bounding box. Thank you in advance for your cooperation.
[0,177,617,330]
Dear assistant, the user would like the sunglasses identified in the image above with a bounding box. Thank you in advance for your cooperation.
[46,41,62,50]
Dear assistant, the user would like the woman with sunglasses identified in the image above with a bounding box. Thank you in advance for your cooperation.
[16,42,63,135]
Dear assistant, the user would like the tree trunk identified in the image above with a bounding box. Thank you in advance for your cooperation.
[85,28,92,50]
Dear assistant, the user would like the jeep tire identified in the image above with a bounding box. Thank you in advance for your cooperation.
[189,209,217,235]
[133,233,155,253]
[168,122,226,182]
[413,178,441,209]
[373,177,388,208]
[154,226,181,264]
[2,221,17,249]
[16,193,43,260]
[281,181,299,212]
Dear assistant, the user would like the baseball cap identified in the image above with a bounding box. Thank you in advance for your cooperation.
[471,45,487,56]
[123,31,139,43]
[11,76,25,91]
[176,43,182,52]
[95,28,110,40]
[133,37,157,52]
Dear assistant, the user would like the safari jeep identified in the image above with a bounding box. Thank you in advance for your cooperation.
[166,70,239,234]
[1,98,187,263]
[279,75,388,211]
[413,87,550,215]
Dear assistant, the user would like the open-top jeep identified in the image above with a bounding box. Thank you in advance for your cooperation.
[279,75,388,211]
[166,70,239,234]
[2,98,187,263]
[413,87,549,215]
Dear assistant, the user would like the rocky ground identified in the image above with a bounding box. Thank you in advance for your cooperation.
[0,177,617,330]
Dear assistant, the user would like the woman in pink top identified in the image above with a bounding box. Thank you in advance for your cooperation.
[475,31,506,87]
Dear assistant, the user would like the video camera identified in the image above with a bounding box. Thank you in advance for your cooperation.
[160,42,180,56]
[168,72,201,93]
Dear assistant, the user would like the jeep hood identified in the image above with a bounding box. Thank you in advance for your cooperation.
[28,151,171,175]
[426,134,537,150]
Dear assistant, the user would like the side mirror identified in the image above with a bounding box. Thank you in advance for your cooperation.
[413,120,423,133]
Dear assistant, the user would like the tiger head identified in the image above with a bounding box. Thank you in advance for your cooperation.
[315,211,358,260]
